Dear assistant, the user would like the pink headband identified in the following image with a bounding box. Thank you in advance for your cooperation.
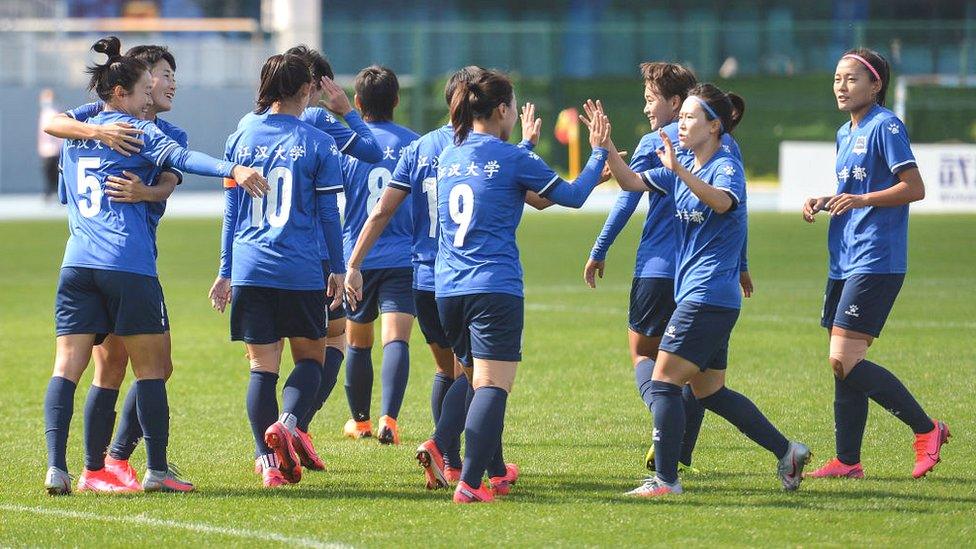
[843,54,881,81]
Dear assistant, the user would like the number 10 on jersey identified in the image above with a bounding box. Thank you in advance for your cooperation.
[250,166,293,228]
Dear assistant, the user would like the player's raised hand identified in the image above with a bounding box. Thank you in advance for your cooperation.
[802,196,829,222]
[94,122,143,156]
[327,272,345,311]
[344,267,364,311]
[655,130,679,171]
[209,276,232,313]
[583,258,605,289]
[580,101,611,149]
[599,150,627,183]
[520,102,542,145]
[319,76,353,116]
[231,165,269,198]
[104,171,150,202]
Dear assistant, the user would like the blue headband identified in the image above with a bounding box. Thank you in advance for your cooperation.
[691,96,723,132]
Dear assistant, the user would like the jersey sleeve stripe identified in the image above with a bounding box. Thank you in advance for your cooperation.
[339,134,357,153]
[315,183,344,193]
[537,174,561,197]
[890,159,917,173]
[388,180,412,192]
[641,171,668,195]
[155,142,179,166]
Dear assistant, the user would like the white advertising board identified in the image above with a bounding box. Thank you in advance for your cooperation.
[778,141,976,213]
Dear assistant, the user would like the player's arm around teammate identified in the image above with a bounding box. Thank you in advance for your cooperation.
[802,49,946,481]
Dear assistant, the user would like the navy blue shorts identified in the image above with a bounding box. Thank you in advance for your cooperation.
[629,277,676,338]
[436,293,524,366]
[321,261,347,322]
[55,267,169,344]
[230,285,327,344]
[414,289,451,348]
[821,274,904,338]
[659,301,739,371]
[345,267,416,324]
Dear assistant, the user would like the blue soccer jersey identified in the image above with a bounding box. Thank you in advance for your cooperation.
[389,124,453,290]
[61,110,233,277]
[67,101,187,249]
[829,104,916,279]
[641,147,748,309]
[340,121,418,271]
[436,132,608,298]
[221,113,344,290]
[591,122,744,279]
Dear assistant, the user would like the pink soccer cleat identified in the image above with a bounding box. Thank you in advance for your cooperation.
[416,439,448,490]
[77,467,139,493]
[453,480,495,503]
[293,428,326,471]
[805,457,864,479]
[265,422,302,484]
[488,463,520,496]
[104,456,142,491]
[913,420,950,479]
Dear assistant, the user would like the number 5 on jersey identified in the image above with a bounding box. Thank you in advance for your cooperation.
[449,183,473,247]
[250,166,293,228]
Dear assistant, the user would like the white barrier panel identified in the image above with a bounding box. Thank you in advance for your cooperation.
[779,140,976,213]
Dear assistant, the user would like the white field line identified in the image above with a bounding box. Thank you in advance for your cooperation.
[0,504,349,549]
[524,303,976,330]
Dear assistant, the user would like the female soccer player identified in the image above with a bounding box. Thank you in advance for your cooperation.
[803,49,949,480]
[44,36,267,495]
[45,43,187,493]
[229,47,381,469]
[600,84,810,497]
[209,53,345,488]
[344,66,542,486]
[582,64,751,473]
[334,65,418,446]
[417,69,609,503]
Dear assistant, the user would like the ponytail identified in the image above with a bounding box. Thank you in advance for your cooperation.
[726,92,745,132]
[448,69,513,145]
[255,53,312,114]
[85,36,148,101]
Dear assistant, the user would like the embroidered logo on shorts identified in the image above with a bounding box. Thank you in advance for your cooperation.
[844,304,860,318]
[652,428,661,442]
[665,325,677,338]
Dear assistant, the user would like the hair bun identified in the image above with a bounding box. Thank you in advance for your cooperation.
[92,36,123,61]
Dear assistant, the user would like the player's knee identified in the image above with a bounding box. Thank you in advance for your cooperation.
[162,359,174,381]
[325,333,346,350]
[828,336,868,379]
[472,362,517,393]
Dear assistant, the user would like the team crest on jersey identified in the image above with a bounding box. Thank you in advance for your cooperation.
[852,136,868,155]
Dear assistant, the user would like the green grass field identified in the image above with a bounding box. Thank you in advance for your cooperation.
[1,213,974,547]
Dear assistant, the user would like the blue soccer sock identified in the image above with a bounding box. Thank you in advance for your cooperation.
[650,380,684,483]
[487,435,507,478]
[344,346,373,422]
[134,379,169,472]
[380,340,410,419]
[247,370,279,456]
[44,376,77,472]
[434,374,470,469]
[834,375,869,465]
[460,386,508,489]
[845,360,932,434]
[431,371,454,424]
[680,384,705,467]
[281,359,322,433]
[109,388,142,461]
[83,385,119,471]
[298,346,343,432]
[699,386,790,459]
[634,358,655,411]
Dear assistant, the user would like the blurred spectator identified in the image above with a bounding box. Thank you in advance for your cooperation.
[37,89,62,202]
